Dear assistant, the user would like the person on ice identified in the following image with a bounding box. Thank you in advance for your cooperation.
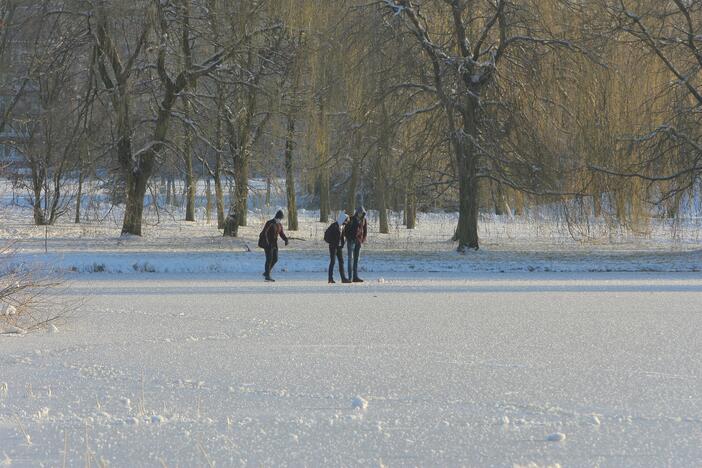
[345,206,368,282]
[258,209,288,282]
[324,211,351,284]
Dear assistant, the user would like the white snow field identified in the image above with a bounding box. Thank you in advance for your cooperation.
[2,273,702,466]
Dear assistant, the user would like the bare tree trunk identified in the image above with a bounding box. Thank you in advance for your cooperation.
[223,210,238,237]
[493,181,505,216]
[403,193,407,226]
[375,156,388,234]
[319,171,330,223]
[346,133,361,214]
[74,168,83,224]
[47,166,64,225]
[284,116,298,230]
[214,156,224,228]
[205,177,212,223]
[513,190,524,216]
[184,150,196,221]
[455,156,479,250]
[317,104,330,223]
[166,174,173,206]
[378,191,388,233]
[376,113,390,234]
[183,103,196,221]
[454,102,480,251]
[181,0,196,222]
[119,103,170,235]
[347,161,359,214]
[593,190,602,218]
[666,190,683,219]
[233,149,248,227]
[122,171,149,236]
[265,176,271,206]
[31,164,46,225]
[208,6,226,230]
[615,190,625,222]
[405,183,417,229]
[214,87,225,228]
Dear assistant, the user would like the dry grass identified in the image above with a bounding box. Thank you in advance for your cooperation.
[0,243,72,334]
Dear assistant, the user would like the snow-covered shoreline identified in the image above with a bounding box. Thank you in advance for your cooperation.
[8,248,702,276]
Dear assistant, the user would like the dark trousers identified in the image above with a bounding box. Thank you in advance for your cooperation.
[346,240,362,279]
[328,245,347,281]
[264,246,278,277]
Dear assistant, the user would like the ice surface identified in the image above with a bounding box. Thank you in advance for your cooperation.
[2,272,702,466]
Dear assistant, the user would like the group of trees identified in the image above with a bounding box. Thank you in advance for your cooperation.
[1,0,701,250]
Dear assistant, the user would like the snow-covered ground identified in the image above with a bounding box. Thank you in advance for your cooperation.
[2,185,702,465]
[1,198,702,276]
[2,273,702,466]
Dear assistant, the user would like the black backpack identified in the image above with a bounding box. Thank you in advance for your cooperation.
[324,223,335,244]
[258,221,271,249]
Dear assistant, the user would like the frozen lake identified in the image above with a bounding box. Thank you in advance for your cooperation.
[2,271,702,466]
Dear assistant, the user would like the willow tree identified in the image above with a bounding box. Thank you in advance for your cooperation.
[384,0,577,251]
[594,0,702,207]
[305,2,336,224]
[341,34,372,215]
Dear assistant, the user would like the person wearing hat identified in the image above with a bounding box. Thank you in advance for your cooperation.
[344,206,368,282]
[260,209,289,282]
[324,211,351,284]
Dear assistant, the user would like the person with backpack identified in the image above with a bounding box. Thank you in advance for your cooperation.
[345,206,368,282]
[324,212,350,284]
[258,209,288,282]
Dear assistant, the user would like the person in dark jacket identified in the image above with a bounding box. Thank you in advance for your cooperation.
[261,210,288,281]
[326,212,350,284]
[345,206,368,282]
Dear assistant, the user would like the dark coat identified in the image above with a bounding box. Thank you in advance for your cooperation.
[345,216,368,243]
[326,222,346,248]
[263,219,288,248]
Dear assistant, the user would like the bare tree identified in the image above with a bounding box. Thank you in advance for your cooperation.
[381,0,578,250]
[92,1,229,235]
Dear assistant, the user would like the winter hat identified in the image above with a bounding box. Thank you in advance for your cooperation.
[355,206,366,217]
[337,211,349,226]
[275,209,284,220]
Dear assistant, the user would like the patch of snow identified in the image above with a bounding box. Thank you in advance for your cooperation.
[2,325,26,335]
[351,396,368,411]
[513,463,562,468]
[124,416,140,426]
[33,407,49,420]
[545,432,566,442]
